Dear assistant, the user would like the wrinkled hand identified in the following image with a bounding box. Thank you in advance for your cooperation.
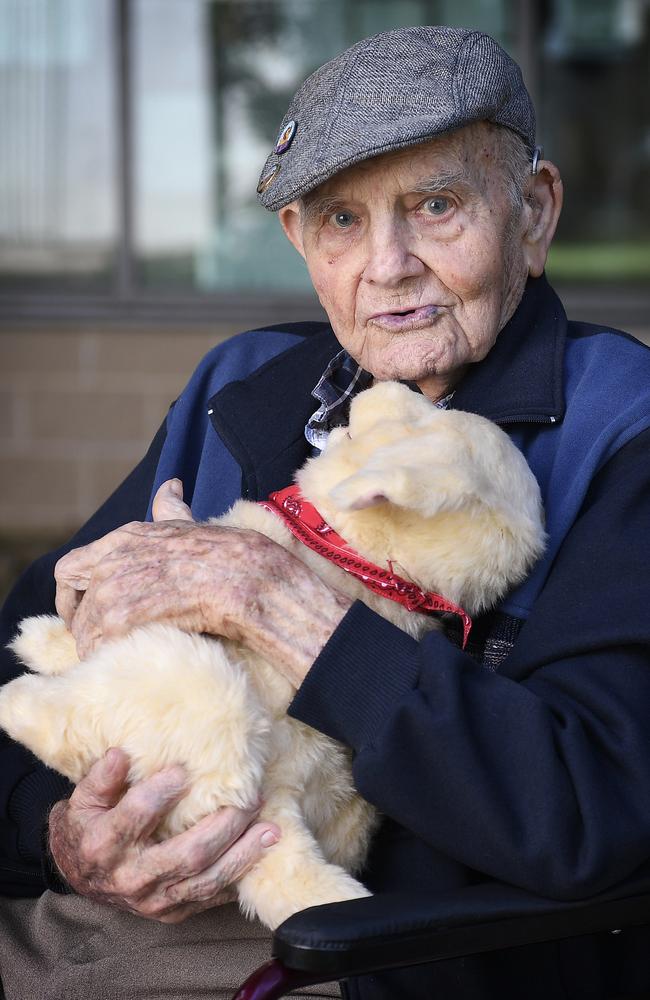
[54,480,211,656]
[55,479,352,684]
[57,479,192,612]
[48,748,280,923]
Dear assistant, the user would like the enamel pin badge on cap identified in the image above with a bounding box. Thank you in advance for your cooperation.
[257,163,281,194]
[274,119,297,154]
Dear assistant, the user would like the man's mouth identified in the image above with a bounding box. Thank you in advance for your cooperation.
[368,304,440,330]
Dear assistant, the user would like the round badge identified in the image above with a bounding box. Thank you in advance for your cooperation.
[256,164,281,194]
[275,119,297,155]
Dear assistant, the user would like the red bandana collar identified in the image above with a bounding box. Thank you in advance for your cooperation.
[259,484,472,649]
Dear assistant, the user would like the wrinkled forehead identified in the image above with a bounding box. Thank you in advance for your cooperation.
[301,123,503,208]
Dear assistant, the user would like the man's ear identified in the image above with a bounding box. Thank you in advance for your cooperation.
[523,160,563,278]
[278,202,306,259]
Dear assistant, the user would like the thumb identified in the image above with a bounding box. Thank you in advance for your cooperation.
[72,748,130,811]
[152,479,194,523]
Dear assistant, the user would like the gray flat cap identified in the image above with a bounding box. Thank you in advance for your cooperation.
[257,25,535,211]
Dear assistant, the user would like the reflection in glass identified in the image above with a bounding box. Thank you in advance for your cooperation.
[543,0,650,281]
[3,0,645,295]
[0,0,117,289]
[133,0,510,293]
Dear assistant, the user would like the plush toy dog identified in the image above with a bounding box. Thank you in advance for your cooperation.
[0,382,545,929]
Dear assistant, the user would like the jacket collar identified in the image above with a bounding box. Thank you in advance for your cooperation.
[209,324,339,500]
[451,274,566,423]
[210,275,566,500]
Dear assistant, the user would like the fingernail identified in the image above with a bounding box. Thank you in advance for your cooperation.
[260,830,278,848]
[105,748,121,771]
[169,479,182,498]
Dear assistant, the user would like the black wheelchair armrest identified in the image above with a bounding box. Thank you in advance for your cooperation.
[232,875,650,999]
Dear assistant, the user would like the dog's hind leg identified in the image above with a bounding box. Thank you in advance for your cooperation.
[236,796,370,930]
[314,793,378,873]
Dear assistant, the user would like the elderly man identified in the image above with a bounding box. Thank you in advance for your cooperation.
[1,24,650,1000]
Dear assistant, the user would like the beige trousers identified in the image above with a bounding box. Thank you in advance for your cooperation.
[0,892,341,1000]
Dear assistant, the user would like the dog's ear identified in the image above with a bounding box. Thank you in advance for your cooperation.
[330,472,391,511]
[330,461,489,516]
[329,426,492,518]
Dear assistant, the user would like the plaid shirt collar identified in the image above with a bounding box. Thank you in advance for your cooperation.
[304,350,373,451]
[305,349,453,451]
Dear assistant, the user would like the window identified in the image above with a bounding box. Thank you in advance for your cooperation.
[0,0,648,318]
[0,0,117,290]
[132,0,512,294]
[542,0,650,282]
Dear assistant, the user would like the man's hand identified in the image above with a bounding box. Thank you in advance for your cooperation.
[55,479,353,685]
[151,477,194,523]
[48,748,280,923]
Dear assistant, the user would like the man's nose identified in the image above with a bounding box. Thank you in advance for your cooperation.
[361,218,426,286]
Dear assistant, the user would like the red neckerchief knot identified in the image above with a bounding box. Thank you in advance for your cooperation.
[258,484,472,649]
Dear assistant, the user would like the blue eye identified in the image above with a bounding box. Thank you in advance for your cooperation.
[423,196,450,216]
[329,211,356,229]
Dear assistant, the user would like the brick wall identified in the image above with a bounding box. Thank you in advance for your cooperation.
[1,319,649,602]
[0,323,241,598]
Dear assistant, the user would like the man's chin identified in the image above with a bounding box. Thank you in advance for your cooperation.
[369,354,444,386]
[369,360,465,402]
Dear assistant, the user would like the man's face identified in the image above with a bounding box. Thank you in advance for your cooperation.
[280,125,531,399]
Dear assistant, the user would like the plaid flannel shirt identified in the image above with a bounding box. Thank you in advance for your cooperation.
[305,349,453,451]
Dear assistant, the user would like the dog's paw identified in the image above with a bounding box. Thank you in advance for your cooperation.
[10,616,79,675]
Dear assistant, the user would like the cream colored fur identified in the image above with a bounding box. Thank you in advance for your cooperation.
[0,382,545,929]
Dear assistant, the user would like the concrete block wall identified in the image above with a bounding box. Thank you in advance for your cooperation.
[0,323,240,598]
[1,318,649,602]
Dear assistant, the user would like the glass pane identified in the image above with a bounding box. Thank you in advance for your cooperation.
[133,0,512,293]
[542,0,650,282]
[0,0,118,290]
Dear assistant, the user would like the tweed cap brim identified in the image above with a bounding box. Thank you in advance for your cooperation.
[257,26,535,212]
